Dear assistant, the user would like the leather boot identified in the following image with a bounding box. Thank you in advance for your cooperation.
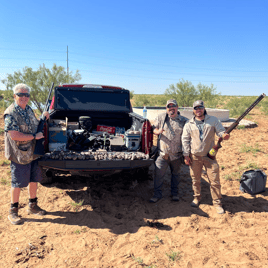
[8,207,23,225]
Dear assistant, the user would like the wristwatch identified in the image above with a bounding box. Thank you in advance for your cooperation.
[33,133,36,140]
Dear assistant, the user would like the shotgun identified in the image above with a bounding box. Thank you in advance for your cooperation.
[207,93,266,160]
[33,82,54,157]
[150,113,168,160]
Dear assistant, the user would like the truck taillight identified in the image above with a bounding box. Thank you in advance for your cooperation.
[141,120,153,154]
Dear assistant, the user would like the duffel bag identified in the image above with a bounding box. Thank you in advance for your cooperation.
[240,169,267,195]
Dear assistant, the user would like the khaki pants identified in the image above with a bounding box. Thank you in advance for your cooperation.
[190,155,222,205]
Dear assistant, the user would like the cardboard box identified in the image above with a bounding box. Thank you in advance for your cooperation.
[97,125,115,134]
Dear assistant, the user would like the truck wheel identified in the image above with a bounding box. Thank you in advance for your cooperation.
[122,167,152,182]
[136,167,153,182]
[40,168,54,184]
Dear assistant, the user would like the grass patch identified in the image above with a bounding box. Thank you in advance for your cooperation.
[73,227,87,234]
[237,125,246,130]
[223,172,240,181]
[0,128,5,135]
[240,143,261,155]
[152,235,163,244]
[131,255,157,267]
[132,255,143,265]
[166,250,181,262]
[69,200,84,212]
[0,177,11,185]
[0,160,11,166]
[239,162,261,170]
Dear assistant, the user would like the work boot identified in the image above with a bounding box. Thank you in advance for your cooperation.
[28,201,46,215]
[8,207,23,225]
[214,204,224,214]
[191,198,200,208]
[172,195,180,202]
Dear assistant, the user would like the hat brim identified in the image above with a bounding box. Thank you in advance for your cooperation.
[166,103,177,107]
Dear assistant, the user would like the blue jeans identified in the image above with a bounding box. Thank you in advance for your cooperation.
[153,155,182,198]
[10,159,43,188]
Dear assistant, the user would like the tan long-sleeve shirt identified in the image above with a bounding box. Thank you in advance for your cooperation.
[153,112,187,161]
[182,114,226,157]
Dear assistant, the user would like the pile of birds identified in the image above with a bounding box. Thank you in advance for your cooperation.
[44,150,150,161]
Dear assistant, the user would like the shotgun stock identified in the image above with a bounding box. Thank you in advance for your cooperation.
[33,82,54,157]
[207,93,266,160]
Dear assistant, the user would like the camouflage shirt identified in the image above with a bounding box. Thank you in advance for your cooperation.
[153,112,187,161]
[4,103,39,165]
[4,103,34,132]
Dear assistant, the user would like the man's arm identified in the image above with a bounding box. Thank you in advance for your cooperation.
[8,130,44,141]
[5,114,44,141]
[152,114,164,135]
[182,123,192,165]
[214,118,230,140]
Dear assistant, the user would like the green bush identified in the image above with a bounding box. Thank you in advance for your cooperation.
[164,79,220,107]
[223,96,257,117]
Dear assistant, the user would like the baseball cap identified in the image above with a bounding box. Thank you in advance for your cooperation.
[166,99,178,107]
[193,100,205,108]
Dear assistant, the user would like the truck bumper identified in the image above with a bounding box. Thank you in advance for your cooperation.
[38,159,154,172]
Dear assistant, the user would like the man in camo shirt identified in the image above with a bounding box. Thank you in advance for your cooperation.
[149,99,187,203]
[4,83,49,225]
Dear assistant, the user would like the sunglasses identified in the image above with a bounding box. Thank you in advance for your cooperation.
[16,93,30,98]
[167,104,177,108]
[194,106,204,110]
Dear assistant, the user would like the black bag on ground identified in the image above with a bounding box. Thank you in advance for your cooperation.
[239,169,267,195]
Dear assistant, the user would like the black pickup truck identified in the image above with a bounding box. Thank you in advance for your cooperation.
[38,84,154,183]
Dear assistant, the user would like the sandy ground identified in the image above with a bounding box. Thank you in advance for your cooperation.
[0,110,268,268]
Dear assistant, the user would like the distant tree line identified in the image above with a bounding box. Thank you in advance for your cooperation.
[133,79,220,108]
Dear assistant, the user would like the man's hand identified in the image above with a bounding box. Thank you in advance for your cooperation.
[222,133,230,140]
[154,128,164,135]
[184,155,192,166]
[43,111,50,120]
[35,132,44,140]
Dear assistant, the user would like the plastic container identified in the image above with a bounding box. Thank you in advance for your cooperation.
[143,106,147,119]
[125,131,141,151]
[49,127,67,143]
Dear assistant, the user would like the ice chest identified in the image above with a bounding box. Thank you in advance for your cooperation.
[49,127,67,143]
[125,131,141,151]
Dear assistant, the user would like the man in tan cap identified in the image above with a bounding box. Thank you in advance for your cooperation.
[150,99,187,203]
[182,100,229,214]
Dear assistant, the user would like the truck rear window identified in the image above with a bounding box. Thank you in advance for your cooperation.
[54,87,131,112]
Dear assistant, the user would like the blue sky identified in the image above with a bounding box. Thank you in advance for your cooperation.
[0,0,267,96]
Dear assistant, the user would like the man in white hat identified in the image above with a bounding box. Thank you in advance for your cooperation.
[150,99,187,203]
[182,100,229,214]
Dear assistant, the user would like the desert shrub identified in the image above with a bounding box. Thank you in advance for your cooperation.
[223,96,258,117]
[164,79,220,108]
[133,94,155,107]
[260,97,268,115]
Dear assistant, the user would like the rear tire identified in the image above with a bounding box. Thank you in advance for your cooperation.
[121,167,153,182]
[40,168,54,185]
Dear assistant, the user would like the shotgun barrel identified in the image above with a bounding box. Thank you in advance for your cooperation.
[33,82,54,157]
[207,93,266,159]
